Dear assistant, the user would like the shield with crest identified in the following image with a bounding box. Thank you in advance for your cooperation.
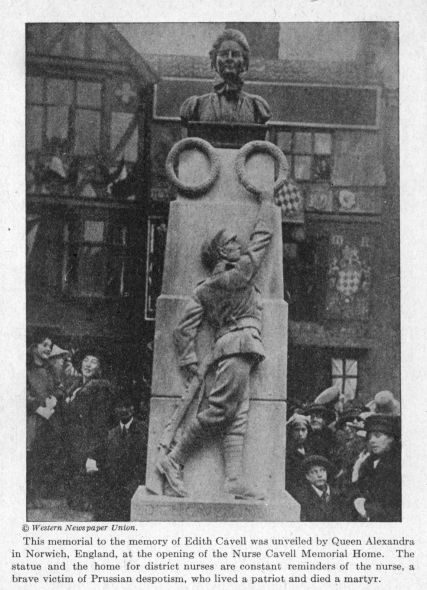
[336,265,363,299]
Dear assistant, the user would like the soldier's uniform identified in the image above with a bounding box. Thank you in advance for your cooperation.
[158,198,275,497]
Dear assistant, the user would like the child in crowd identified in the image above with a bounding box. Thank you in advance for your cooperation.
[294,455,347,521]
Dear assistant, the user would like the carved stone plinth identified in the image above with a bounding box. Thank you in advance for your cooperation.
[131,486,299,522]
[131,137,299,521]
[187,121,268,148]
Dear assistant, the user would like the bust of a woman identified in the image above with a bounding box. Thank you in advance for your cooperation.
[180,29,271,125]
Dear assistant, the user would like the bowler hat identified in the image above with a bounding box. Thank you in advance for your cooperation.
[364,414,400,439]
[301,455,335,475]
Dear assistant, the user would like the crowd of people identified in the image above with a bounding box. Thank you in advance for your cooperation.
[286,387,401,522]
[27,328,401,522]
[26,328,147,521]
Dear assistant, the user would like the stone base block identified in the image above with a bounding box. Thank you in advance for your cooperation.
[131,486,300,522]
[145,398,287,499]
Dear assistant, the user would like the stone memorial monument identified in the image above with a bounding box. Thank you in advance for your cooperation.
[131,29,300,521]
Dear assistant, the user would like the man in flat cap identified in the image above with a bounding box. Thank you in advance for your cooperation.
[351,414,401,521]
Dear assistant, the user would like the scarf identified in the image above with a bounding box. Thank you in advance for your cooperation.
[213,79,244,97]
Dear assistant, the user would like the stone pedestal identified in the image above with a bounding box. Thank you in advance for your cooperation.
[187,121,267,148]
[131,487,299,522]
[132,140,299,521]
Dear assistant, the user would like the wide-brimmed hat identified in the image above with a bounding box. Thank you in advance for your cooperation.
[313,384,341,406]
[342,399,370,413]
[336,410,364,430]
[301,455,335,475]
[336,401,369,430]
[364,414,400,439]
[305,403,336,425]
[72,346,104,371]
[367,390,400,416]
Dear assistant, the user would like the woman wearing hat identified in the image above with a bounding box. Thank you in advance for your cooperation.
[366,390,400,416]
[285,413,311,499]
[63,347,114,510]
[351,414,401,521]
[305,403,338,462]
[27,329,64,507]
[333,404,368,497]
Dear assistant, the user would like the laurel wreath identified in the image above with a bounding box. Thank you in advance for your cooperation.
[165,137,221,197]
[234,140,289,195]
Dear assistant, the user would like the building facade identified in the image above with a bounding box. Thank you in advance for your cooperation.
[26,23,399,407]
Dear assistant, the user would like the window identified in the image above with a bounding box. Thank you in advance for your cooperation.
[145,216,168,320]
[275,129,333,182]
[287,346,332,407]
[26,212,64,294]
[27,77,102,154]
[331,357,358,401]
[26,74,141,199]
[282,228,328,322]
[62,215,134,298]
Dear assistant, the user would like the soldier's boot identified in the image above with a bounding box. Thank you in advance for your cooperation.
[222,434,266,501]
[156,418,206,497]
[156,453,187,497]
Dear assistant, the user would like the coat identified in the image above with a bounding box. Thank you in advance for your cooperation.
[173,199,275,368]
[285,446,308,498]
[306,428,338,464]
[97,418,147,489]
[333,431,367,495]
[353,446,401,522]
[27,361,61,414]
[93,418,147,521]
[63,378,114,470]
[27,361,62,452]
[294,481,348,522]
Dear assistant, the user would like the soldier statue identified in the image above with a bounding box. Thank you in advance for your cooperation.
[156,190,275,499]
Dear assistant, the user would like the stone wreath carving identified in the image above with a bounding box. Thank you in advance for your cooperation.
[165,137,221,197]
[235,140,289,195]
